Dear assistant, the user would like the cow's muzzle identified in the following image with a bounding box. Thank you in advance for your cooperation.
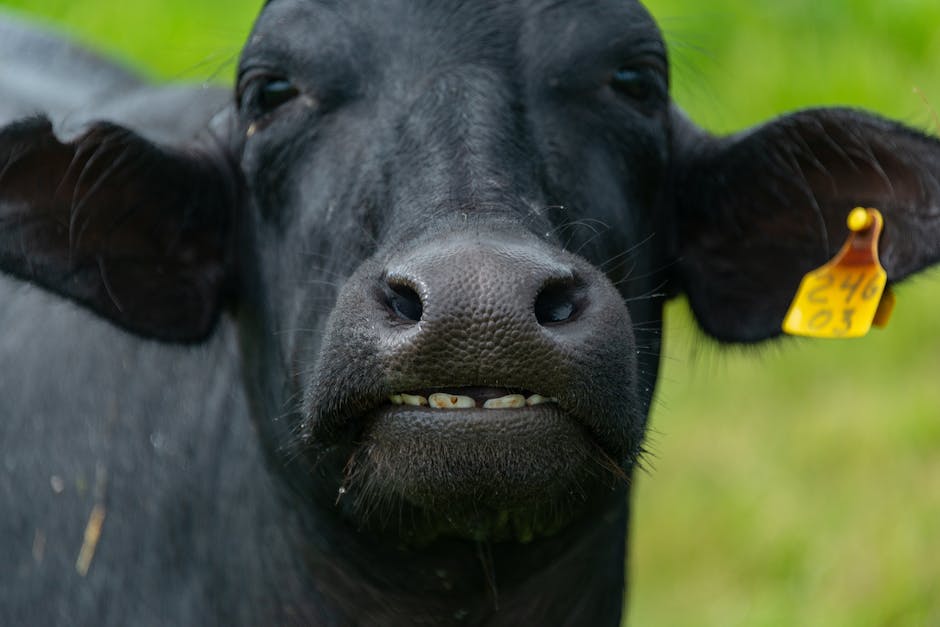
[302,232,642,541]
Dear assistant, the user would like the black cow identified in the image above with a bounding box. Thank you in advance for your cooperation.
[1,2,938,625]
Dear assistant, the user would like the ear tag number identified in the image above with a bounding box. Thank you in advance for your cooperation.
[783,208,894,338]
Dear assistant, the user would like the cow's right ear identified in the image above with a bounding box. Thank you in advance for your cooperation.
[0,116,239,342]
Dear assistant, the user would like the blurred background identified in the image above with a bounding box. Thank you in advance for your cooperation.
[2,1,937,625]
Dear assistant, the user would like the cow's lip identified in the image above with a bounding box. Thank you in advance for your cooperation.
[338,384,625,464]
[306,381,633,475]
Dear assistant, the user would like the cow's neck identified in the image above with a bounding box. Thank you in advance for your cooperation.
[284,487,630,626]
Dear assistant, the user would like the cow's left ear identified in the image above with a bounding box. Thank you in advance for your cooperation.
[0,116,239,342]
[670,107,940,343]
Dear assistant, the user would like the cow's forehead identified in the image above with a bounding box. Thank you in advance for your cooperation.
[260,0,651,19]
[248,0,662,69]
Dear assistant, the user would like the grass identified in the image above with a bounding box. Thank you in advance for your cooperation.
[4,1,939,625]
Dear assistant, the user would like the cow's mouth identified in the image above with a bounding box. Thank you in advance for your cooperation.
[331,385,625,544]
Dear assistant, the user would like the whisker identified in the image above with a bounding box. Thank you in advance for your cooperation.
[599,232,657,271]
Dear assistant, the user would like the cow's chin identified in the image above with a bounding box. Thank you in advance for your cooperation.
[334,400,624,545]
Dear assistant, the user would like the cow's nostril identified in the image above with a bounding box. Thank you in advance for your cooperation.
[534,280,582,326]
[384,279,423,322]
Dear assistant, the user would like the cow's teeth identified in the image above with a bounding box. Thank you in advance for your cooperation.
[393,392,555,409]
[401,394,428,407]
[526,394,557,406]
[483,394,526,409]
[429,393,476,409]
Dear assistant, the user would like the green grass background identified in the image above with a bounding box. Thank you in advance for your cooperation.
[4,1,938,625]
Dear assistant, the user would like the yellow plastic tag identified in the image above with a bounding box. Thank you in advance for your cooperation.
[782,208,891,338]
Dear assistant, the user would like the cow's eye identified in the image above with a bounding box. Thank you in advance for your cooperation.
[257,79,299,112]
[610,67,663,104]
[239,74,300,118]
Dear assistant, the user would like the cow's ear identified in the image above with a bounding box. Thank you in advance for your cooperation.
[0,116,238,342]
[669,107,940,343]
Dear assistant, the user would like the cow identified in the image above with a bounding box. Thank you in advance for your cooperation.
[1,2,938,625]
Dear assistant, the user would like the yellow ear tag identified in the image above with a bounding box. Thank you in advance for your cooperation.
[782,207,893,338]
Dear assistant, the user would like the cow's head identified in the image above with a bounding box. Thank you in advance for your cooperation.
[2,0,939,553]
[231,0,675,544]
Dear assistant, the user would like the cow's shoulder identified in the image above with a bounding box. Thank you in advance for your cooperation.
[0,13,140,122]
[0,276,299,624]
[0,12,231,142]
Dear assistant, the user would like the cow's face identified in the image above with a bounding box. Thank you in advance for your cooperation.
[234,0,669,542]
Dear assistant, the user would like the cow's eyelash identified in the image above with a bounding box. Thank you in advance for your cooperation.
[610,65,667,104]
